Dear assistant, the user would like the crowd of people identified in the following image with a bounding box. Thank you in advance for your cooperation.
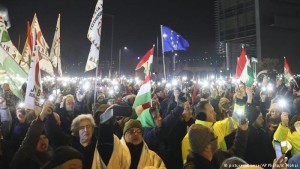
[0,74,300,169]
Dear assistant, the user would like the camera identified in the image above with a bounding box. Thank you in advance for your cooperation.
[99,105,132,124]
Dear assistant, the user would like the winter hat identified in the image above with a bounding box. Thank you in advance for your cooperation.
[288,153,300,169]
[188,124,214,153]
[246,106,261,125]
[43,146,83,169]
[123,119,143,135]
[154,87,164,94]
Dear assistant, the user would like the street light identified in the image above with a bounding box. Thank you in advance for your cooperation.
[118,46,128,76]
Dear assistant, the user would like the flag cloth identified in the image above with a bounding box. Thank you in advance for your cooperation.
[0,16,29,73]
[192,77,198,103]
[22,14,54,75]
[21,22,33,67]
[283,56,295,87]
[132,47,154,116]
[25,30,42,110]
[85,0,103,72]
[0,46,27,99]
[50,14,62,77]
[161,25,189,52]
[0,16,28,99]
[234,47,254,87]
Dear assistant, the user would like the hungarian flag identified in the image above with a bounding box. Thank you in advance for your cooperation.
[25,29,43,110]
[234,47,254,87]
[0,16,29,73]
[50,14,62,77]
[0,16,28,99]
[85,0,103,72]
[132,47,154,116]
[284,56,296,87]
[22,14,54,75]
[21,22,32,66]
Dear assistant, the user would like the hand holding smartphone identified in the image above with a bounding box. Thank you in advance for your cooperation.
[274,140,283,160]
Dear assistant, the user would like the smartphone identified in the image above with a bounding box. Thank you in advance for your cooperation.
[274,140,282,160]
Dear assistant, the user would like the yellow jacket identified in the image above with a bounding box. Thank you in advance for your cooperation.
[274,124,300,156]
[181,117,239,164]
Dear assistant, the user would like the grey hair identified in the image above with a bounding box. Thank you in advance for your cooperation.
[71,114,96,137]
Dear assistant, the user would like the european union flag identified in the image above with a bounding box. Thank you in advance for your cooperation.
[161,25,189,52]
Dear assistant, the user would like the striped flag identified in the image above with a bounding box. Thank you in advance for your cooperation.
[132,47,154,116]
[234,47,254,87]
[50,14,62,77]
[85,0,103,72]
[0,16,29,73]
[22,14,54,75]
[283,56,296,87]
[25,29,42,110]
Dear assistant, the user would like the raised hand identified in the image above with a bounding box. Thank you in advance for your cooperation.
[40,100,55,121]
[281,112,289,127]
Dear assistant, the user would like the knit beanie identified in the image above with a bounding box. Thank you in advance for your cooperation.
[123,119,143,135]
[246,106,261,125]
[43,146,83,169]
[188,124,214,153]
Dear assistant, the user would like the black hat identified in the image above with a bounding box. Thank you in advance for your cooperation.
[43,146,83,169]
[246,106,260,125]
[154,87,164,93]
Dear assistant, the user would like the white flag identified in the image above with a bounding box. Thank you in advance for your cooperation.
[85,0,103,72]
[23,14,54,75]
[25,30,42,110]
[50,14,62,77]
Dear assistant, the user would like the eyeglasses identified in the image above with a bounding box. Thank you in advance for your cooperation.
[79,125,92,130]
[126,128,142,135]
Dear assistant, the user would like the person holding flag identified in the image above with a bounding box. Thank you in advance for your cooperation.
[234,46,255,88]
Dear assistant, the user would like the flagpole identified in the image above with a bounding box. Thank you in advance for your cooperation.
[156,36,159,71]
[160,25,166,80]
[18,34,21,51]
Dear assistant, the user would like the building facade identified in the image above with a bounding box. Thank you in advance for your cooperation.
[215,0,300,74]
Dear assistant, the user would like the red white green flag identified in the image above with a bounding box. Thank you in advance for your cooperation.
[132,47,154,116]
[22,14,54,75]
[283,56,296,87]
[234,47,254,87]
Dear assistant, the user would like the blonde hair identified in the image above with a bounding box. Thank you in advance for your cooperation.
[71,114,96,137]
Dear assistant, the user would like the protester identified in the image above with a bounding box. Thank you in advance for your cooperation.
[10,102,54,169]
[183,121,248,169]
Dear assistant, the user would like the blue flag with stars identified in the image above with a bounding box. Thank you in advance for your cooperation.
[161,25,189,52]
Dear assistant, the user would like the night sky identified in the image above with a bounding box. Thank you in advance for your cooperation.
[2,0,215,76]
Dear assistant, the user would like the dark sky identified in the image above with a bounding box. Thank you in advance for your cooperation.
[2,0,215,76]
